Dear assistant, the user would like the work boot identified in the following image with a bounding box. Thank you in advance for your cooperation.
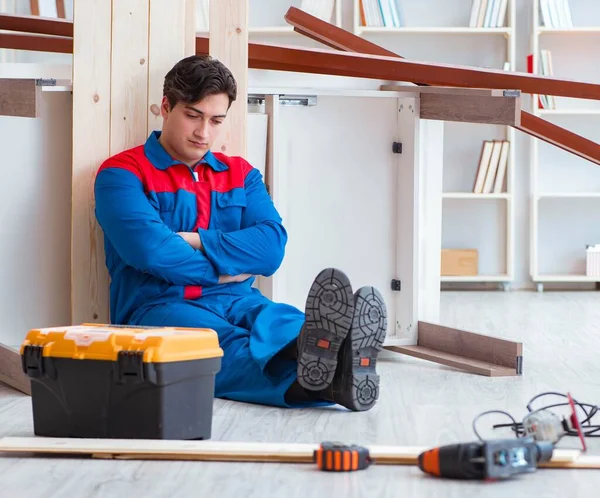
[296,268,355,391]
[328,285,388,411]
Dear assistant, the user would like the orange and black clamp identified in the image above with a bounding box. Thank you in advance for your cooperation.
[314,442,372,472]
[418,438,554,480]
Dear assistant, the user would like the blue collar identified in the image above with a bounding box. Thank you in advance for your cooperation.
[143,131,228,172]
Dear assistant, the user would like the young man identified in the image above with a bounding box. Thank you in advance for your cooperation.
[94,55,387,411]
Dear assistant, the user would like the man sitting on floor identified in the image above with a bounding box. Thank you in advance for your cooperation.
[93,55,387,411]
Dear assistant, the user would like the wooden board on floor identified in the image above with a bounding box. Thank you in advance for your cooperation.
[0,344,30,395]
[0,79,40,118]
[0,437,598,470]
[385,320,523,376]
[387,345,518,377]
[209,0,248,157]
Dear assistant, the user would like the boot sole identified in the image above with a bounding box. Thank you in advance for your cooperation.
[297,268,354,391]
[335,286,387,411]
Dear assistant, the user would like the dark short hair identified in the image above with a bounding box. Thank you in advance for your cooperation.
[163,55,237,110]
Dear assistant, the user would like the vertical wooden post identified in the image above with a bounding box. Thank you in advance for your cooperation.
[71,0,112,324]
[392,96,421,345]
[255,94,281,301]
[209,0,248,157]
[417,119,444,324]
[71,0,195,325]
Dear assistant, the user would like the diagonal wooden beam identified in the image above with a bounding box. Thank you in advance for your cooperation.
[244,41,600,100]
[2,12,600,101]
[0,32,72,54]
[284,7,600,99]
[517,111,600,165]
[284,6,600,167]
[0,13,72,37]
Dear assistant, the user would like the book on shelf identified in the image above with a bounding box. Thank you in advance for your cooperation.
[300,0,335,22]
[526,52,556,110]
[469,0,509,28]
[540,50,556,109]
[539,0,573,28]
[473,140,509,194]
[359,0,404,28]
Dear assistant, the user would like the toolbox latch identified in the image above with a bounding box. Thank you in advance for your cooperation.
[21,345,44,378]
[117,351,145,384]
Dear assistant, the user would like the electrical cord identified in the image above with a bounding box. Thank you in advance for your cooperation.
[489,391,600,439]
[472,410,520,442]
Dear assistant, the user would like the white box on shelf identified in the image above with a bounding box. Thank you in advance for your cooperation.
[586,245,600,277]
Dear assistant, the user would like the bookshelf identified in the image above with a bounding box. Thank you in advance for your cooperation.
[354,0,517,289]
[529,0,600,292]
[196,0,342,37]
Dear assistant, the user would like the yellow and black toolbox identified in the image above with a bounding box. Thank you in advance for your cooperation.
[20,324,223,440]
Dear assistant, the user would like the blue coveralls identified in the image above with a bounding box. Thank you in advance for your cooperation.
[94,131,326,408]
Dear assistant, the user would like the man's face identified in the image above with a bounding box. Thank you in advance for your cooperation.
[160,93,229,166]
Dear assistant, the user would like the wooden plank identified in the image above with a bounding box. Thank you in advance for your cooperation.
[244,41,600,101]
[419,92,521,126]
[284,6,398,57]
[147,0,195,133]
[394,97,420,343]
[0,33,72,54]
[284,7,600,166]
[417,321,522,371]
[56,0,66,19]
[209,0,248,156]
[517,110,600,166]
[381,84,518,98]
[184,0,196,58]
[71,0,112,325]
[0,12,72,37]
[416,120,444,325]
[29,0,39,16]
[386,345,517,377]
[0,344,31,395]
[0,78,39,118]
[284,6,600,100]
[0,436,598,470]
[253,94,281,301]
[3,8,600,101]
[110,0,150,154]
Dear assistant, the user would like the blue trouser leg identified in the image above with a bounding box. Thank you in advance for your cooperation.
[131,291,332,408]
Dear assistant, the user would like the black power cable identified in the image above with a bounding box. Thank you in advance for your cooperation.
[488,391,600,440]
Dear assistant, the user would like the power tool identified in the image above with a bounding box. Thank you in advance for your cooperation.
[418,437,554,480]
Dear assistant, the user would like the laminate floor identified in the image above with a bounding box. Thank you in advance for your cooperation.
[1,291,599,497]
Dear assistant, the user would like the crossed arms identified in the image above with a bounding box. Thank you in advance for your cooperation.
[94,163,287,287]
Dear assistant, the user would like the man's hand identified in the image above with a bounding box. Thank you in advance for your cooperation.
[177,232,251,284]
[177,232,202,251]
